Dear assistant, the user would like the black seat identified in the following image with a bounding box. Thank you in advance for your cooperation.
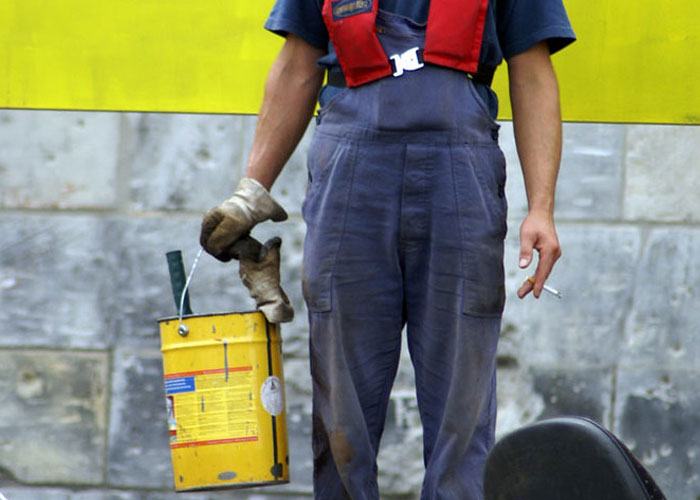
[484,416,666,500]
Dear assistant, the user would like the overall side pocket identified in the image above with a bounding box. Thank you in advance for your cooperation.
[301,132,357,312]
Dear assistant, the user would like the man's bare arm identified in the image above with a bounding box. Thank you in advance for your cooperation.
[507,41,563,299]
[245,34,326,189]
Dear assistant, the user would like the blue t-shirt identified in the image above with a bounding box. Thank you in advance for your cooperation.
[264,0,575,118]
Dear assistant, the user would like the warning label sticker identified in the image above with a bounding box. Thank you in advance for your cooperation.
[165,376,195,395]
[165,366,258,448]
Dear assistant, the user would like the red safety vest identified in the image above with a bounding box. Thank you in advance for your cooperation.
[322,0,489,87]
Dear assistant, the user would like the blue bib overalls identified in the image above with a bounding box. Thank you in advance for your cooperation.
[302,10,507,499]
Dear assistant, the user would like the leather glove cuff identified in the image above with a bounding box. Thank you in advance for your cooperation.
[239,237,294,324]
[233,178,288,224]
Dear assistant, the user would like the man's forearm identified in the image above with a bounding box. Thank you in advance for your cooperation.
[508,41,562,214]
[507,41,563,298]
[245,34,325,189]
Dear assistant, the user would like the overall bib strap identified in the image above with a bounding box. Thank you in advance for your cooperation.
[322,0,392,87]
[423,0,490,73]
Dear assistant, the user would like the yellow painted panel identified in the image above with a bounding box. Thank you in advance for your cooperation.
[0,0,281,114]
[493,0,700,124]
[1,0,699,123]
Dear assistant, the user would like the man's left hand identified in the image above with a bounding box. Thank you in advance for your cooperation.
[517,210,562,299]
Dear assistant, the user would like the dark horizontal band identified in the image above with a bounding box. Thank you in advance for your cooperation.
[327,63,496,88]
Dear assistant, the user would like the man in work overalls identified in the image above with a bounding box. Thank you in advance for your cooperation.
[200,0,575,498]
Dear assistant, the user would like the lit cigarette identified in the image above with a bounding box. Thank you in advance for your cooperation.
[527,276,562,299]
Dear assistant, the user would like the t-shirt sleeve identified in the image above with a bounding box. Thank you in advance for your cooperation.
[264,0,329,51]
[496,0,576,60]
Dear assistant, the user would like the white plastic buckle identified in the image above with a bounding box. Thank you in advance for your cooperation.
[390,46,424,77]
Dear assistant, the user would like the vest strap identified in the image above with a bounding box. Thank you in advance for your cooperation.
[322,0,393,87]
[322,0,490,87]
[423,0,490,74]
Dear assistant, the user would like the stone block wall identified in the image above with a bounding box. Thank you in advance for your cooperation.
[0,109,698,499]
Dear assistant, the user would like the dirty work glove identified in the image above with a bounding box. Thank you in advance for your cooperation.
[237,236,294,324]
[200,178,287,262]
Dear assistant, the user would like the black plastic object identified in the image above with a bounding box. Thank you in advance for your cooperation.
[165,250,192,315]
[484,416,666,500]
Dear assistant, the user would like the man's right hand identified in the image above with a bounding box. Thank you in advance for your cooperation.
[200,177,288,261]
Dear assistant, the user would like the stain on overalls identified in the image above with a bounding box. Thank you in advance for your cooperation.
[302,10,507,500]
